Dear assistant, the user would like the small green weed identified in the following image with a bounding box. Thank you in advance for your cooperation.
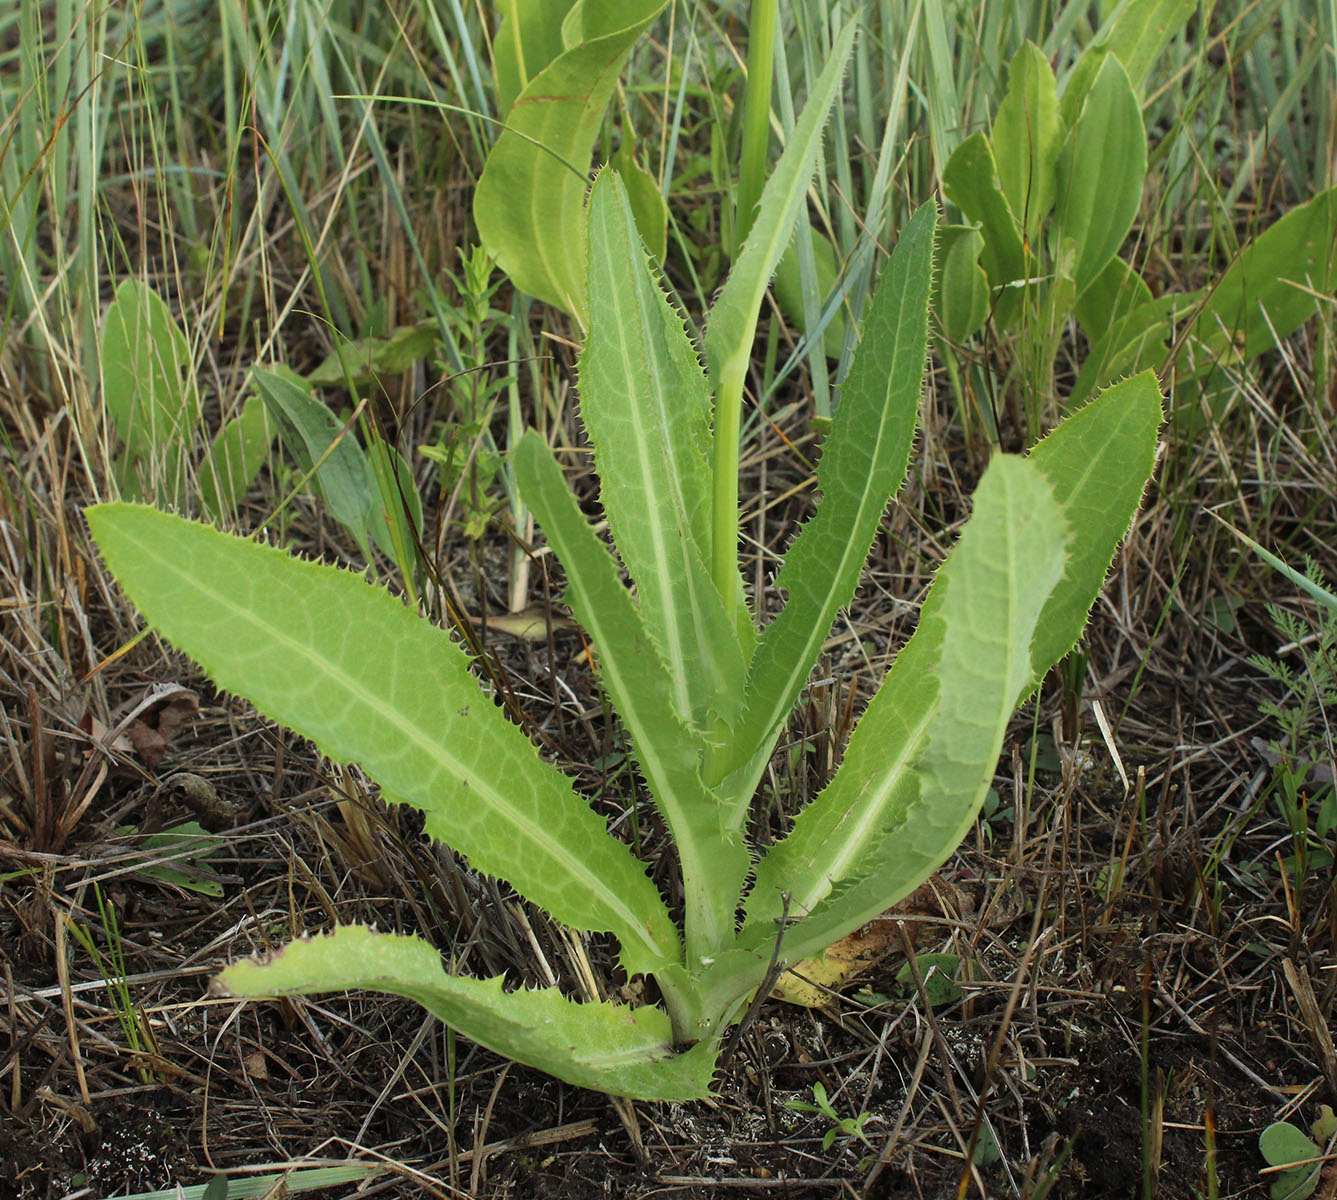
[1260,1106,1336,1200]
[785,1082,877,1156]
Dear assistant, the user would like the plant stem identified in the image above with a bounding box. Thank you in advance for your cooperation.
[735,0,778,254]
[709,354,750,640]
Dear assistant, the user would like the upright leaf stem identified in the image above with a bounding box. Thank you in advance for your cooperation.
[735,0,778,253]
[709,353,750,638]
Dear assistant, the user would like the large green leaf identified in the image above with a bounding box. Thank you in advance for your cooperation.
[198,393,274,519]
[579,170,745,732]
[513,432,750,960]
[1179,186,1337,376]
[251,365,377,554]
[1061,0,1196,121]
[714,203,935,804]
[740,453,1066,968]
[990,42,1062,244]
[492,0,577,119]
[85,505,680,976]
[100,279,198,499]
[474,0,667,318]
[1054,53,1146,297]
[738,373,1162,968]
[219,925,716,1099]
[942,132,1025,291]
[1024,371,1162,678]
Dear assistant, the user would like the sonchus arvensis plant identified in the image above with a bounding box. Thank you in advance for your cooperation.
[87,21,1161,1100]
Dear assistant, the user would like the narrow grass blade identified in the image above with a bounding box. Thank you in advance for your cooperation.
[580,170,746,731]
[113,1165,382,1200]
[514,432,750,960]
[715,203,935,796]
[219,926,716,1099]
[1210,515,1337,616]
[85,505,680,976]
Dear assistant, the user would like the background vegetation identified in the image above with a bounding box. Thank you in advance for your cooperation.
[1,0,1334,1196]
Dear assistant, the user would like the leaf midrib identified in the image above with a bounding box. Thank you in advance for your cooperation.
[119,523,669,963]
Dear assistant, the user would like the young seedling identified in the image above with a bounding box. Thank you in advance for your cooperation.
[86,21,1161,1100]
[785,1082,876,1154]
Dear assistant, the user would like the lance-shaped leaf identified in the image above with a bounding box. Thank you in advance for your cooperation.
[474,0,668,318]
[702,15,858,621]
[1178,185,1337,377]
[198,393,274,519]
[251,365,377,555]
[579,170,746,731]
[85,505,680,976]
[218,925,717,1099]
[492,0,578,120]
[514,432,750,958]
[740,455,1065,964]
[1061,0,1196,121]
[990,43,1062,244]
[704,16,857,394]
[1024,371,1163,677]
[712,202,935,802]
[739,374,1161,964]
[942,132,1025,291]
[1054,53,1146,298]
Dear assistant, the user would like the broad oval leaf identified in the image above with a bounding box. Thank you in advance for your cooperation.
[100,279,198,502]
[942,132,1025,292]
[85,504,680,976]
[1060,0,1196,121]
[492,0,577,119]
[934,223,990,344]
[1179,186,1337,376]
